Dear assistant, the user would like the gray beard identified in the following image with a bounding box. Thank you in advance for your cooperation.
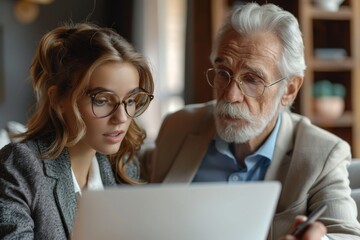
[214,100,279,143]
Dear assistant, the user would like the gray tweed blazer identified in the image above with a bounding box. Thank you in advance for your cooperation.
[0,135,136,239]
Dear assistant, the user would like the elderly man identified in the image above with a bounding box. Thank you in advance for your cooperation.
[142,2,360,240]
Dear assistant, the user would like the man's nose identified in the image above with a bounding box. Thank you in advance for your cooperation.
[220,79,245,103]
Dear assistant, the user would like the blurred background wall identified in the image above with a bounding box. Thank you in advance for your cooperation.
[4,0,352,149]
[0,0,133,128]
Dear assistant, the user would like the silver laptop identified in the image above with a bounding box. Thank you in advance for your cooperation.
[72,182,281,240]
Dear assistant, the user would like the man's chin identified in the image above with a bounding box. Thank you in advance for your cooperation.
[217,130,251,143]
[216,124,247,142]
[216,119,265,143]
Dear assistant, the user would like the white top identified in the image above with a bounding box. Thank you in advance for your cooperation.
[71,155,104,201]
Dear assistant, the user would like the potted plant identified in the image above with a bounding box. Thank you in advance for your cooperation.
[312,80,346,121]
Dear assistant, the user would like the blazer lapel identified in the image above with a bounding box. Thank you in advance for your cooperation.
[163,117,216,183]
[42,149,77,236]
[265,111,295,180]
[43,152,116,236]
[96,153,117,186]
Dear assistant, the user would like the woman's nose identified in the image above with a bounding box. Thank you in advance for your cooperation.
[110,104,129,123]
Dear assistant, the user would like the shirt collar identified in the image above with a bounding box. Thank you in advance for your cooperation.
[253,114,281,160]
[71,155,104,196]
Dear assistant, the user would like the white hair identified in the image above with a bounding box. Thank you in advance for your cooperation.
[210,2,306,79]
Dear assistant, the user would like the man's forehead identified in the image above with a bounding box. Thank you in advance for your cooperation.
[214,31,282,69]
[218,31,280,53]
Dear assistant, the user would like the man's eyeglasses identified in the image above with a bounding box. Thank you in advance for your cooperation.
[87,88,154,118]
[205,68,286,98]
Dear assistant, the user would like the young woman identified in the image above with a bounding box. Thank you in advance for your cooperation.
[0,22,154,239]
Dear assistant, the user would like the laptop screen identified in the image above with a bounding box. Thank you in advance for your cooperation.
[72,181,281,240]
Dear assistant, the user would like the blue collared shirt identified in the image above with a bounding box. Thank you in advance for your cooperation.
[193,115,281,182]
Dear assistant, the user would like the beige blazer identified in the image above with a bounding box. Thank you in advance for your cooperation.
[143,100,360,240]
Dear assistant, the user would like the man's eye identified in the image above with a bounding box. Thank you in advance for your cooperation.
[242,74,264,85]
[217,70,230,79]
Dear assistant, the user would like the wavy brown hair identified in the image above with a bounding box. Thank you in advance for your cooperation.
[15,22,154,184]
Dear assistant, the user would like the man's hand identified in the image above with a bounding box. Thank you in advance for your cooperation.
[278,215,327,240]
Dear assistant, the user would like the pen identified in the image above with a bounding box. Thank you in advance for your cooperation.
[291,204,327,237]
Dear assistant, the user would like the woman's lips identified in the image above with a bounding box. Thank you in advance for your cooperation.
[103,131,124,143]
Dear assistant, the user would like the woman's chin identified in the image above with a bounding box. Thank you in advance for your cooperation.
[96,144,122,156]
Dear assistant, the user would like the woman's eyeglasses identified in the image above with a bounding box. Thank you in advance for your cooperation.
[87,88,154,118]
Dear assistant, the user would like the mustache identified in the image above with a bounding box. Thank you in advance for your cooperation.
[215,100,251,119]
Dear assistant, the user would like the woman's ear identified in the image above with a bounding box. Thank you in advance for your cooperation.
[281,76,304,107]
[48,86,64,112]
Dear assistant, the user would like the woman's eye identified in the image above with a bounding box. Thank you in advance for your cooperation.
[126,98,136,106]
[93,97,109,106]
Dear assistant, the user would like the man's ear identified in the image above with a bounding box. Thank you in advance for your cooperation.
[281,76,304,107]
[48,86,64,112]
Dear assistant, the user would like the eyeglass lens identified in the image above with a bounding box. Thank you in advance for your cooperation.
[206,68,266,97]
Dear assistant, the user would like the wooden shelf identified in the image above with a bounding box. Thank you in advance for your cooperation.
[312,111,353,128]
[299,0,360,157]
[310,6,352,20]
[311,57,353,71]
